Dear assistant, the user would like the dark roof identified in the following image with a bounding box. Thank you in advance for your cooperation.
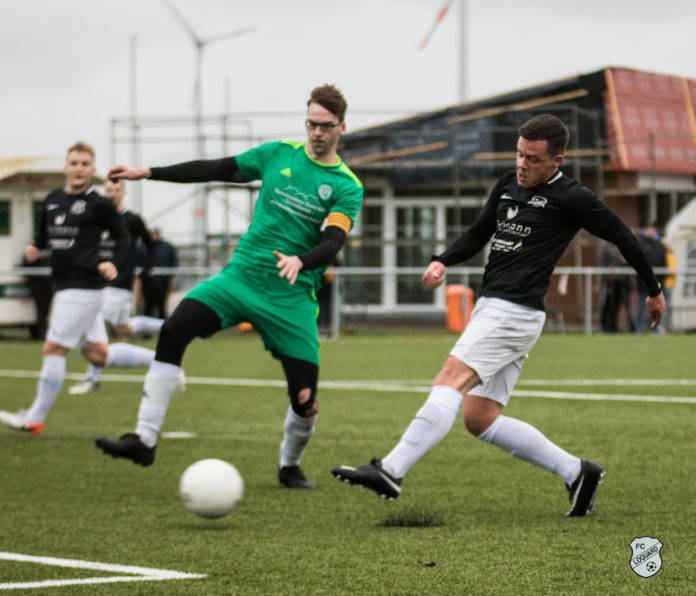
[340,67,696,182]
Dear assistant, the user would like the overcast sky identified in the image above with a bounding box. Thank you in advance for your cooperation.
[2,0,695,240]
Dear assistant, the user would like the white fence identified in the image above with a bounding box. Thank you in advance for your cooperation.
[3,266,694,337]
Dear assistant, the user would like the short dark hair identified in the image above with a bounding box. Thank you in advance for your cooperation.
[518,114,569,156]
[307,84,347,122]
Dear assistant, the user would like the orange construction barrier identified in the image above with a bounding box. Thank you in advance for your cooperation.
[446,285,474,332]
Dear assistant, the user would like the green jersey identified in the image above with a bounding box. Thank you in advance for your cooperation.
[232,140,363,291]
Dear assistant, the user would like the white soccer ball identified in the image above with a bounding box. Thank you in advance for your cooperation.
[179,459,244,519]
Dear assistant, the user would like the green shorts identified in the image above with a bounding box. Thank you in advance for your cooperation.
[185,263,320,365]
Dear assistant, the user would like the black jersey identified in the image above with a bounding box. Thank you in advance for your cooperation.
[99,210,153,290]
[436,170,660,311]
[35,187,129,291]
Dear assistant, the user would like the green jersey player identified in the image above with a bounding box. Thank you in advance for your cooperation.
[97,85,363,489]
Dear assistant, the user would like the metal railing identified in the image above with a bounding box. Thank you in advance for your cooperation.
[3,266,693,337]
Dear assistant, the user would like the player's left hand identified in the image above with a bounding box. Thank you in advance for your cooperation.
[24,243,40,263]
[98,261,118,281]
[646,291,666,329]
[274,250,303,286]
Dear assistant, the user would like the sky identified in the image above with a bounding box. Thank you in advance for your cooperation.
[2,0,696,241]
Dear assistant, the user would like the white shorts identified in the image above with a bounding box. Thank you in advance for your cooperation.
[102,287,134,327]
[47,289,109,349]
[450,297,546,406]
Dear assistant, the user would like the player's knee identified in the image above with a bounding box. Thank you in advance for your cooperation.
[42,341,68,358]
[114,324,131,340]
[462,413,484,436]
[290,386,318,417]
[433,357,479,392]
[158,316,179,341]
[83,343,107,367]
[462,393,502,437]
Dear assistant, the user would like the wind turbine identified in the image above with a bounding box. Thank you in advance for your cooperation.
[161,0,257,264]
[418,0,467,102]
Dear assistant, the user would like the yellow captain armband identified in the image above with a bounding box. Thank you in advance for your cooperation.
[326,212,352,234]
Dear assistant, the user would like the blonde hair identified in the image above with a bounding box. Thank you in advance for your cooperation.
[67,141,95,158]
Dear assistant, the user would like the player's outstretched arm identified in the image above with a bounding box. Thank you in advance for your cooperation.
[646,292,666,329]
[422,261,446,290]
[108,165,151,181]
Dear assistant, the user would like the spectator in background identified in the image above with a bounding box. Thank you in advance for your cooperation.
[140,227,178,319]
[23,251,53,340]
[662,242,676,332]
[598,240,634,333]
[317,258,339,335]
[635,224,666,333]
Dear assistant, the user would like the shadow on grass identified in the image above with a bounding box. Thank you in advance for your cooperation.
[379,507,445,528]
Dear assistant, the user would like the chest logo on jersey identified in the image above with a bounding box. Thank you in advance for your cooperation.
[318,184,333,200]
[47,203,60,211]
[528,195,547,208]
[70,200,87,215]
[54,213,66,225]
[507,205,518,220]
[500,193,514,200]
[272,185,326,224]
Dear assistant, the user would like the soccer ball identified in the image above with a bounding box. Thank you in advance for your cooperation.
[179,459,244,519]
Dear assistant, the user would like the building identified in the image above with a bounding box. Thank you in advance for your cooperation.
[337,66,696,329]
[0,156,68,330]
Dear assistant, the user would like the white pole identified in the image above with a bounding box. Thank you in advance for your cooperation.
[193,43,207,266]
[129,35,142,213]
[458,0,467,102]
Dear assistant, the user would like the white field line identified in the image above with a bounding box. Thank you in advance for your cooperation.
[1,370,695,404]
[0,551,205,590]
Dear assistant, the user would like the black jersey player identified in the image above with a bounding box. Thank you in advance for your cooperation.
[68,179,168,396]
[0,142,129,434]
[332,114,665,517]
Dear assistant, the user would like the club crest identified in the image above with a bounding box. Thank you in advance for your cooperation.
[629,536,663,578]
[70,200,87,214]
[318,184,333,200]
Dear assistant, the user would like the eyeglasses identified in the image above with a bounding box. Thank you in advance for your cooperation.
[305,119,341,132]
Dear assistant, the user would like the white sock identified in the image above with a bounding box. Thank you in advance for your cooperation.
[86,363,101,382]
[106,343,155,368]
[279,406,317,467]
[135,360,180,447]
[128,316,165,335]
[382,385,463,479]
[478,415,581,485]
[27,355,66,424]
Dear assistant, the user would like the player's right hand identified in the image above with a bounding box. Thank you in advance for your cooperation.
[422,261,446,290]
[108,165,151,181]
[646,291,666,329]
[97,261,118,281]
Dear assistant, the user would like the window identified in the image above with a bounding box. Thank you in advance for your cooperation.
[32,200,44,235]
[343,205,382,305]
[0,200,10,235]
[396,206,436,304]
